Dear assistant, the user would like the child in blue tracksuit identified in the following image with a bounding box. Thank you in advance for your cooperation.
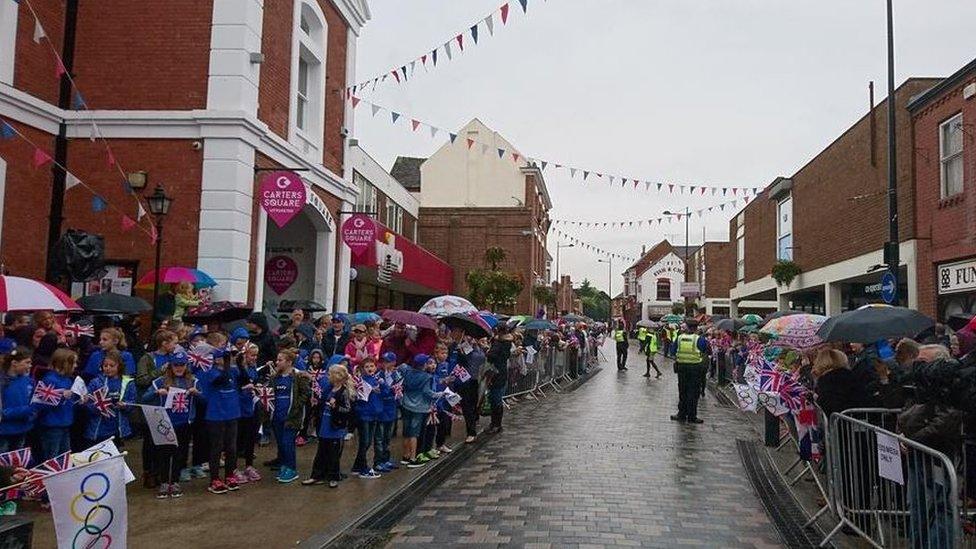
[143,353,198,499]
[84,350,136,447]
[397,354,443,468]
[374,352,400,472]
[432,343,456,453]
[418,346,449,460]
[303,364,353,487]
[234,343,261,484]
[269,349,310,484]
[351,357,383,478]
[83,327,136,379]
[37,349,80,460]
[0,347,36,453]
[197,350,241,494]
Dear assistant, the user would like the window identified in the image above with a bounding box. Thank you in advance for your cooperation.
[290,1,327,158]
[777,195,793,261]
[0,0,17,85]
[940,113,964,198]
[354,171,376,213]
[735,212,745,282]
[656,279,671,301]
[385,201,404,234]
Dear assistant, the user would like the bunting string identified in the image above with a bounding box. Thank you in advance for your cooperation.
[551,228,637,264]
[551,197,750,229]
[347,0,537,97]
[353,97,765,198]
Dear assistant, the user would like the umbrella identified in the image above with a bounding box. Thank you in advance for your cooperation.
[946,313,973,332]
[561,313,589,323]
[478,313,499,329]
[741,314,764,325]
[135,267,217,289]
[346,312,381,325]
[762,310,804,324]
[816,305,935,344]
[738,324,760,334]
[759,314,827,350]
[77,292,151,314]
[0,275,81,312]
[522,318,557,331]
[418,295,478,318]
[379,309,438,331]
[224,312,280,337]
[636,320,656,328]
[660,314,684,324]
[714,318,746,332]
[183,301,253,324]
[441,313,491,338]
[277,300,329,313]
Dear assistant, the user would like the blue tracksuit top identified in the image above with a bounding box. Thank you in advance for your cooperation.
[317,379,347,439]
[84,375,136,440]
[396,365,438,414]
[355,373,382,422]
[378,370,400,423]
[83,349,136,379]
[238,366,257,418]
[272,374,294,423]
[198,366,241,422]
[142,376,198,426]
[37,371,76,428]
[0,374,36,435]
[434,362,451,412]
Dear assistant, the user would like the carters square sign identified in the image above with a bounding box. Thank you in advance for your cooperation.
[260,171,306,228]
[341,214,377,257]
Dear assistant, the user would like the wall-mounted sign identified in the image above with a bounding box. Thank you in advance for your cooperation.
[260,171,306,228]
[680,282,700,298]
[265,255,298,295]
[938,259,976,295]
[341,214,377,257]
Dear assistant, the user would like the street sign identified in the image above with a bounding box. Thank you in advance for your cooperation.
[881,270,897,304]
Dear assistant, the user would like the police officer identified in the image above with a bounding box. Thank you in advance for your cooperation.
[643,328,662,378]
[612,320,629,371]
[669,322,710,424]
[636,325,648,355]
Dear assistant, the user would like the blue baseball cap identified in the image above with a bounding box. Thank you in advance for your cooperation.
[380,352,397,363]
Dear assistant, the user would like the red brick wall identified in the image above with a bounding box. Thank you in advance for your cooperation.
[912,72,976,318]
[702,242,733,298]
[13,0,64,105]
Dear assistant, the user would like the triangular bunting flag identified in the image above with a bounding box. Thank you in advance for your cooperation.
[583,171,589,180]
[411,119,421,131]
[0,121,14,140]
[512,153,520,163]
[430,126,438,139]
[121,216,136,232]
[391,69,400,83]
[33,19,46,43]
[421,54,427,66]
[55,58,66,79]
[150,223,158,243]
[570,168,577,178]
[107,150,116,168]
[33,148,52,169]
[64,172,80,191]
[668,184,674,193]
[391,111,400,124]
[371,103,381,117]
[500,3,510,24]
[540,161,547,170]
[137,203,147,220]
[444,41,453,60]
[723,188,728,196]
[401,66,408,81]
[72,90,85,110]
[712,188,717,196]
[656,183,663,191]
[408,61,416,75]
[497,148,505,159]
[456,34,464,51]
[449,133,457,144]
[91,196,107,213]
[484,14,494,35]
[89,122,98,142]
[518,0,528,13]
[432,49,438,66]
[470,24,479,44]
[645,182,651,191]
[465,138,474,149]
[351,96,361,109]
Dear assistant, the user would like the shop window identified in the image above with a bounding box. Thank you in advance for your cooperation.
[353,171,376,213]
[777,195,793,261]
[940,113,964,198]
[290,1,327,159]
[656,278,670,301]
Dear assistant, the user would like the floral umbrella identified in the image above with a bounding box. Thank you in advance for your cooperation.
[418,295,478,318]
[759,314,827,350]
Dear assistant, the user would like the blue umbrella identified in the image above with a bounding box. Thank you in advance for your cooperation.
[478,313,499,328]
[346,312,380,325]
[522,318,557,331]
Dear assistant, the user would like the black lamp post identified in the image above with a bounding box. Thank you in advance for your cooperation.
[146,185,173,326]
[598,257,612,322]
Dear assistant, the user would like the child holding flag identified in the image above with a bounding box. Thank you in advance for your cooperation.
[374,352,401,472]
[234,342,262,484]
[351,357,382,479]
[84,350,136,447]
[143,353,199,499]
[0,347,35,452]
[198,348,241,494]
[303,364,354,488]
[36,349,79,460]
[269,349,310,484]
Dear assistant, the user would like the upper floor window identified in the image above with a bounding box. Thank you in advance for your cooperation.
[940,113,964,198]
[0,0,17,85]
[290,1,327,159]
[385,201,404,234]
[735,212,745,282]
[354,171,376,214]
[777,195,793,261]
[656,278,671,302]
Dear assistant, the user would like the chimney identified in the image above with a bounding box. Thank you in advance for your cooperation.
[641,245,646,256]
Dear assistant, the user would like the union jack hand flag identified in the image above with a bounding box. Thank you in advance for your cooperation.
[22,452,72,497]
[170,391,190,414]
[450,365,471,383]
[391,380,403,400]
[31,380,63,406]
[187,345,214,371]
[426,406,439,426]
[63,321,94,339]
[253,386,274,413]
[0,447,31,468]
[91,386,116,418]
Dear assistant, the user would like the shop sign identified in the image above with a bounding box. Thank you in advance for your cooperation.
[938,259,976,295]
[259,171,306,228]
[265,255,298,295]
[341,214,376,257]
[680,282,700,297]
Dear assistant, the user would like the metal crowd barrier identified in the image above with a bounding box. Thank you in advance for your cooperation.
[500,338,608,403]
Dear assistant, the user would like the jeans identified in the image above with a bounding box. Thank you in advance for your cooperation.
[0,434,26,454]
[207,420,238,481]
[488,385,506,429]
[353,419,378,471]
[908,458,954,548]
[374,420,394,464]
[272,420,296,471]
[38,427,70,460]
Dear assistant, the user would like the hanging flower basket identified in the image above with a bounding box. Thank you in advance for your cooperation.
[771,260,802,287]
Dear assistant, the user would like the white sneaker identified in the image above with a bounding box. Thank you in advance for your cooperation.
[438,445,453,453]
[344,432,354,441]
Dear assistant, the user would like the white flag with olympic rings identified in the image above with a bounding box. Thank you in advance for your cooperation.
[45,454,128,549]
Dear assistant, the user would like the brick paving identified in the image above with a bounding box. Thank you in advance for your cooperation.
[388,344,784,548]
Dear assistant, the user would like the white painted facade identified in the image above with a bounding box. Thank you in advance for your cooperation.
[0,0,17,85]
[348,143,420,218]
[636,252,685,320]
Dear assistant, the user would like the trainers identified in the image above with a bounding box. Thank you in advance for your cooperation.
[374,462,391,473]
[343,432,354,441]
[190,466,207,479]
[438,445,453,454]
[428,449,441,459]
[232,469,249,485]
[465,436,476,443]
[399,458,411,465]
[349,466,365,476]
[301,478,325,486]
[208,479,228,494]
[179,468,192,483]
[296,435,307,447]
[406,459,427,469]
[276,467,299,483]
[415,453,431,464]
[156,483,170,499]
[244,466,262,482]
[201,462,210,473]
[259,434,271,447]
[225,476,240,491]
[384,461,400,470]
[170,483,183,498]
[328,480,339,488]
[358,468,381,479]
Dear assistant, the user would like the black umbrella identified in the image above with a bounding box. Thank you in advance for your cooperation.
[714,318,745,332]
[277,299,329,313]
[183,301,253,324]
[946,313,973,332]
[224,312,281,337]
[816,305,935,344]
[77,292,151,314]
[441,313,491,338]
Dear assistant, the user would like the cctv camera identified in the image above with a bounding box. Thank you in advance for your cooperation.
[191,141,203,151]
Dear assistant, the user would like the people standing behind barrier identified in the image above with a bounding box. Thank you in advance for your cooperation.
[811,349,874,418]
[669,323,710,424]
[612,321,628,371]
[448,328,485,444]
[484,325,513,434]
[643,328,661,379]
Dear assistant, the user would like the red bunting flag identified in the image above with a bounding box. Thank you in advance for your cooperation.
[33,148,52,169]
[392,69,400,83]
[107,150,116,168]
[121,215,136,232]
[351,96,361,108]
[149,224,158,243]
[500,3,510,24]
[512,153,520,163]
[54,58,66,79]
[411,119,421,131]
[421,54,427,66]
[455,34,464,51]
[466,138,475,149]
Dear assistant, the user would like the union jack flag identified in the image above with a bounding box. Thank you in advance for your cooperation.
[758,368,783,394]
[90,386,116,418]
[187,345,214,371]
[170,391,190,414]
[450,365,471,383]
[426,406,439,426]
[391,380,403,400]
[253,386,274,413]
[31,380,62,406]
[22,452,72,497]
[63,321,94,339]
[0,447,31,468]
[794,402,822,461]
[778,381,806,412]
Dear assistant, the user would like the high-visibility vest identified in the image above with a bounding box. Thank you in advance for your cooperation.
[647,332,659,353]
[613,330,626,343]
[637,327,647,341]
[675,334,703,364]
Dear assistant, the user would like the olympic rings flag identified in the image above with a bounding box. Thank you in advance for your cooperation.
[45,454,128,549]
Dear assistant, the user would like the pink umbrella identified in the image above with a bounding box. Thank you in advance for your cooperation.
[135,267,217,289]
[0,275,81,312]
[379,309,438,331]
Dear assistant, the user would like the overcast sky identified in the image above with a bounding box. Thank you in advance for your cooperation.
[353,0,976,295]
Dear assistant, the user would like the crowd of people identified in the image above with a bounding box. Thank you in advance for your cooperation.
[0,306,606,503]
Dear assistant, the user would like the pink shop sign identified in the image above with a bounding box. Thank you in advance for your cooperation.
[341,214,377,257]
[260,171,306,228]
[265,255,298,295]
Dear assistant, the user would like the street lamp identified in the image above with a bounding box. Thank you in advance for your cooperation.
[598,258,612,322]
[664,207,691,315]
[146,184,173,327]
[555,243,574,282]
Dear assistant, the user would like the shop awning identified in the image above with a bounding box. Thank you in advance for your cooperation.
[350,221,453,295]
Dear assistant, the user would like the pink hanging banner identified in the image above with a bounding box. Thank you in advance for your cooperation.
[259,171,306,228]
[265,255,298,295]
[341,214,377,257]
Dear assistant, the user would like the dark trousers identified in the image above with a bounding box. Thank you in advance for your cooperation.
[155,424,191,484]
[38,427,70,460]
[237,415,258,467]
[645,355,661,376]
[615,342,628,369]
[139,423,155,475]
[436,410,453,447]
[489,385,505,429]
[458,380,480,437]
[207,420,238,481]
[311,437,343,481]
[353,419,378,471]
[676,362,704,420]
[420,420,436,454]
[191,400,209,467]
[375,420,394,464]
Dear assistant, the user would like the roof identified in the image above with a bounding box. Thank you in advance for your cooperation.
[625,241,675,278]
[672,245,701,261]
[907,57,976,112]
[391,156,426,191]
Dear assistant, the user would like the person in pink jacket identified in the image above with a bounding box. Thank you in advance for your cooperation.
[344,324,374,372]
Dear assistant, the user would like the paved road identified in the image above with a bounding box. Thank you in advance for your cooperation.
[388,343,784,548]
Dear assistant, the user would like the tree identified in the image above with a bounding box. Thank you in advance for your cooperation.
[533,285,556,306]
[466,247,524,312]
[574,278,610,320]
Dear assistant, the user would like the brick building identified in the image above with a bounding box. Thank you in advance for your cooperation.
[0,0,370,314]
[728,78,941,316]
[687,241,735,315]
[404,119,552,314]
[909,59,976,321]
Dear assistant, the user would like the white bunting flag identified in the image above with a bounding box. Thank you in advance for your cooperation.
[370,103,381,117]
[33,20,46,43]
[46,455,129,549]
[484,14,494,35]
[444,41,453,60]
[137,203,146,221]
[64,173,81,192]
